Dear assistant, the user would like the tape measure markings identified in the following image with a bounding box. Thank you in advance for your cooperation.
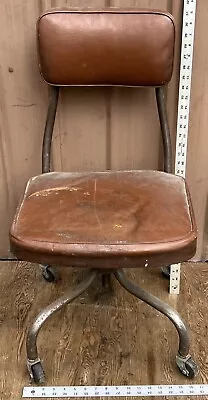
[23,384,208,398]
[170,0,197,294]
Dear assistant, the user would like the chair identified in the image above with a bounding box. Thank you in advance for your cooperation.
[9,8,198,384]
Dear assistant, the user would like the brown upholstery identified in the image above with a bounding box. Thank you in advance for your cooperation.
[10,8,197,271]
[10,171,197,269]
[37,9,175,86]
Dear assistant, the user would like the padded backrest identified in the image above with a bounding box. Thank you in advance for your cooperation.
[37,8,175,87]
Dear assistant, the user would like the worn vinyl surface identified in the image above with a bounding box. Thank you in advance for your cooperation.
[0,262,208,399]
[10,171,197,268]
[37,9,175,86]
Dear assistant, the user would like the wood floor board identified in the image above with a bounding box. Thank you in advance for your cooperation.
[0,262,207,399]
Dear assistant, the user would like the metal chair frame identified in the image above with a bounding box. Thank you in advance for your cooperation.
[27,86,198,384]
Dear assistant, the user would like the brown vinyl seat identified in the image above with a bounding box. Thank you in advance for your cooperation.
[10,170,196,269]
[9,8,199,384]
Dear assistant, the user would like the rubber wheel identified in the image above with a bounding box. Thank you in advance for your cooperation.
[161,266,170,279]
[185,358,199,378]
[31,362,45,384]
[42,266,58,283]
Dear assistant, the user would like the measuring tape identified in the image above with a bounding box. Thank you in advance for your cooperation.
[170,0,197,295]
[22,384,208,398]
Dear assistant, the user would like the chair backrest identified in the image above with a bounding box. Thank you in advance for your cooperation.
[37,8,175,87]
[37,8,175,175]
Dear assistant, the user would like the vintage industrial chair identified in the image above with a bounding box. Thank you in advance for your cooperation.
[10,9,198,384]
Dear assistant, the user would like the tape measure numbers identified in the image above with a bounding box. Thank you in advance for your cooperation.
[170,0,197,294]
[22,384,208,398]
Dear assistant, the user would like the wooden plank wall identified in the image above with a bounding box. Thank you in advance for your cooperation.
[186,0,208,260]
[0,0,207,260]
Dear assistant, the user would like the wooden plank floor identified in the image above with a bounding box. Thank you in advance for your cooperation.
[0,262,208,399]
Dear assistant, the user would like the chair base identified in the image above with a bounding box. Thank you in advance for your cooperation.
[26,268,198,384]
[40,265,170,283]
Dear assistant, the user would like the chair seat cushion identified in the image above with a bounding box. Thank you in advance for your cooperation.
[10,170,197,269]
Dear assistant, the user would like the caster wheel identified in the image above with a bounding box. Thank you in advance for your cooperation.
[161,266,170,279]
[184,358,199,378]
[42,266,58,282]
[30,362,45,384]
[176,355,199,378]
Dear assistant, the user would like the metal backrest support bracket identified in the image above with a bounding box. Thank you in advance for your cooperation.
[42,87,59,174]
[42,86,171,175]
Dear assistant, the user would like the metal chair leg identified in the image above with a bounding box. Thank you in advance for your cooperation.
[114,269,198,378]
[101,273,113,290]
[26,269,97,384]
